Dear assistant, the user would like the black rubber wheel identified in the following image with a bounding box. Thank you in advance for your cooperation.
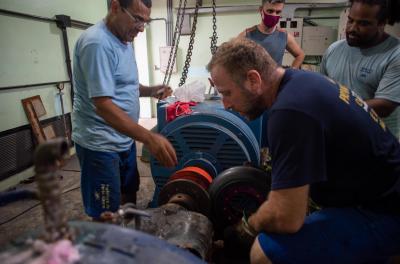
[208,166,271,235]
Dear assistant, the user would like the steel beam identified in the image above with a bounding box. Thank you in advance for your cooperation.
[176,2,348,18]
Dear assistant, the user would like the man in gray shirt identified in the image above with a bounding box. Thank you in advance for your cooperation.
[321,0,400,139]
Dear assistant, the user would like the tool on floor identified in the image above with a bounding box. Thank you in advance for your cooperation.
[56,83,71,146]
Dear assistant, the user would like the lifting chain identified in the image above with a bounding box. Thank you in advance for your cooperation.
[163,0,188,87]
[179,0,201,87]
[210,0,218,55]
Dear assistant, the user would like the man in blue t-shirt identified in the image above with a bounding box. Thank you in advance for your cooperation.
[72,0,177,219]
[321,0,400,140]
[208,38,400,263]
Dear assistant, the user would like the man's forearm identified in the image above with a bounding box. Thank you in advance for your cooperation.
[365,98,398,118]
[139,84,152,97]
[248,186,309,234]
[248,200,284,233]
[291,54,305,69]
[248,200,303,234]
[94,97,152,144]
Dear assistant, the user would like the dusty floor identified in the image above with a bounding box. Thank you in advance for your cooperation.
[0,118,157,248]
[1,117,400,263]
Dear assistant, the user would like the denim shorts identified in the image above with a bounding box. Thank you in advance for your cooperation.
[75,143,139,218]
[258,207,400,264]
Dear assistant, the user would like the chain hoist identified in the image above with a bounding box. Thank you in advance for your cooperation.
[163,0,218,87]
[210,0,218,55]
[178,0,201,87]
[162,0,188,87]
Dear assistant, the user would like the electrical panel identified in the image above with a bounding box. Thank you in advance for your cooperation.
[302,26,337,56]
[279,18,303,67]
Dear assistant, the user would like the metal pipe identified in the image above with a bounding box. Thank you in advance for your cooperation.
[58,26,75,104]
[71,19,93,30]
[0,8,56,23]
[0,81,71,91]
[0,8,93,30]
[303,20,318,26]
[34,138,74,242]
[176,3,348,17]
[302,16,341,19]
[56,83,70,146]
[167,0,173,46]
[166,0,170,46]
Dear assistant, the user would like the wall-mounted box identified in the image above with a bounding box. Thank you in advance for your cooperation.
[302,26,337,56]
[280,18,303,67]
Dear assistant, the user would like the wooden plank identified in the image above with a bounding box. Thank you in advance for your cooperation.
[43,124,56,140]
[21,99,46,144]
[29,95,46,117]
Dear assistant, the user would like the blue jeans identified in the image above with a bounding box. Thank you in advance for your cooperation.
[258,207,400,264]
[75,143,139,218]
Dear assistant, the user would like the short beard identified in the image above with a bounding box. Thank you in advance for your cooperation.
[346,31,379,48]
[241,90,266,121]
[245,105,265,120]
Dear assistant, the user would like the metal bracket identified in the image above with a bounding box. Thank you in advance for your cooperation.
[55,14,71,29]
[181,14,191,35]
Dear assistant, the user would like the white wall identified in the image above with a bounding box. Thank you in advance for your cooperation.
[0,0,108,132]
[386,23,400,37]
[147,0,347,91]
[134,30,153,118]
[0,0,354,131]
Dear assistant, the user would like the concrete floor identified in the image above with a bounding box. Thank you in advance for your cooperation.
[0,118,157,248]
[2,117,399,263]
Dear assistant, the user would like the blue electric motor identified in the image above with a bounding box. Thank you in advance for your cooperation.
[150,97,268,206]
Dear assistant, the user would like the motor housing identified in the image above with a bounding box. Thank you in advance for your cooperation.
[150,98,268,206]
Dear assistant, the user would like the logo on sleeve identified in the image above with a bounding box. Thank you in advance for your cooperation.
[338,85,386,131]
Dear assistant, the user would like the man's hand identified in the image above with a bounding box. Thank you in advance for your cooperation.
[93,97,177,168]
[144,132,177,167]
[151,85,173,100]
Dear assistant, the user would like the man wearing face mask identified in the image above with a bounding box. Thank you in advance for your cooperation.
[72,0,177,219]
[238,0,305,68]
[321,0,400,140]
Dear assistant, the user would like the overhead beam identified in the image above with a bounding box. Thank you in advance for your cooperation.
[176,2,348,18]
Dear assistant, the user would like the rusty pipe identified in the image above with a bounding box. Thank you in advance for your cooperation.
[34,138,73,242]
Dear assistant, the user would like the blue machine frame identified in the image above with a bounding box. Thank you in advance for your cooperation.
[150,97,268,206]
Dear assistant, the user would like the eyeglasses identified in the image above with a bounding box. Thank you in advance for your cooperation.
[123,8,151,28]
[266,0,285,3]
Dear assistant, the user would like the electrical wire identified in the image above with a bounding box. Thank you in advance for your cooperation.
[0,185,81,227]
